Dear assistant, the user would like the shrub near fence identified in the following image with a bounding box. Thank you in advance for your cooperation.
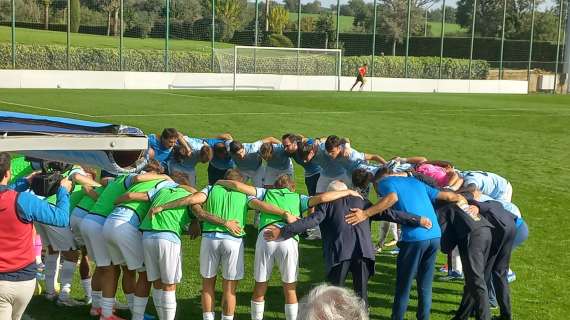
[0,43,489,79]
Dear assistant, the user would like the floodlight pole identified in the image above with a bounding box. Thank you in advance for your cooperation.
[438,0,446,80]
[296,0,301,75]
[254,0,259,73]
[233,45,237,91]
[499,0,507,80]
[404,0,412,78]
[11,0,15,69]
[211,0,215,72]
[553,0,565,93]
[66,0,70,70]
[527,0,536,84]
[371,0,378,79]
[335,0,340,48]
[165,0,170,72]
[120,0,123,71]
[468,0,477,80]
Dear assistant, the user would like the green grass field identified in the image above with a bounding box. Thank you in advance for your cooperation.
[0,26,232,52]
[427,21,469,36]
[0,89,568,320]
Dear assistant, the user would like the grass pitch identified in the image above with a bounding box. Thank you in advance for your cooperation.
[0,89,568,320]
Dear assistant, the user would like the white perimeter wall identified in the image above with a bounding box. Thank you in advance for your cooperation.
[0,70,528,94]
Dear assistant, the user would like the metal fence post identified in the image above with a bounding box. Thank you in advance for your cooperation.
[11,0,15,69]
[499,0,507,80]
[371,0,378,78]
[404,0,411,78]
[296,0,301,75]
[336,0,340,48]
[165,0,170,72]
[565,0,570,93]
[527,0,536,83]
[67,0,70,70]
[553,0,565,93]
[468,0,477,79]
[438,0,446,79]
[211,0,215,72]
[120,0,123,71]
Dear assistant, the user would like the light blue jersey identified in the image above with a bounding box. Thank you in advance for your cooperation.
[479,194,521,218]
[167,137,205,175]
[461,171,510,200]
[266,144,294,171]
[311,143,366,178]
[204,138,234,170]
[231,141,263,172]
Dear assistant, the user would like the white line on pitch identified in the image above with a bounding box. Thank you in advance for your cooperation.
[0,100,94,118]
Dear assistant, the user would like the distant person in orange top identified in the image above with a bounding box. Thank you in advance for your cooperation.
[350,63,368,91]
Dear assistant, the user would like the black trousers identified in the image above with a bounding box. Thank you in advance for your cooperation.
[453,227,493,320]
[327,258,374,307]
[485,227,516,320]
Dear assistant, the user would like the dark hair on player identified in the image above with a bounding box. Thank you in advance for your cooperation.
[224,169,243,181]
[171,145,187,163]
[259,142,274,160]
[281,133,301,144]
[274,174,296,191]
[373,166,390,182]
[161,128,178,140]
[229,141,243,155]
[0,152,12,179]
[213,142,228,158]
[352,169,372,190]
[325,135,342,153]
[199,145,213,163]
[143,159,164,174]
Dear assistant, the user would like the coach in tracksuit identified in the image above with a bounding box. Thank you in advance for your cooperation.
[467,192,517,320]
[436,201,494,320]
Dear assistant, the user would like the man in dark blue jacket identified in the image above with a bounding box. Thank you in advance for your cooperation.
[263,180,431,307]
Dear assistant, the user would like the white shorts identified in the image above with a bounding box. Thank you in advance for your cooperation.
[264,163,294,187]
[102,218,145,271]
[70,208,87,247]
[200,237,244,281]
[34,222,77,251]
[143,236,182,284]
[80,217,112,267]
[254,230,299,283]
[316,174,352,193]
[241,166,265,188]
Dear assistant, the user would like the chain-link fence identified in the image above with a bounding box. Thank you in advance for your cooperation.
[0,0,568,92]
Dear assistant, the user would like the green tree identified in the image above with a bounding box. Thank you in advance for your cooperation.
[315,11,336,48]
[268,5,289,34]
[302,0,322,14]
[300,15,316,32]
[215,0,247,41]
[456,0,547,39]
[284,0,298,12]
[70,0,81,33]
[38,0,52,30]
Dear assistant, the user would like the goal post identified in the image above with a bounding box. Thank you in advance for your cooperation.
[214,46,342,91]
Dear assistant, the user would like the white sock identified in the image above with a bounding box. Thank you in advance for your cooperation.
[152,289,163,319]
[91,290,102,309]
[58,260,77,300]
[100,297,115,317]
[284,303,298,320]
[222,314,234,320]
[132,295,149,320]
[202,312,215,320]
[161,290,177,320]
[45,253,60,294]
[81,278,92,300]
[251,300,265,320]
[126,293,135,312]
